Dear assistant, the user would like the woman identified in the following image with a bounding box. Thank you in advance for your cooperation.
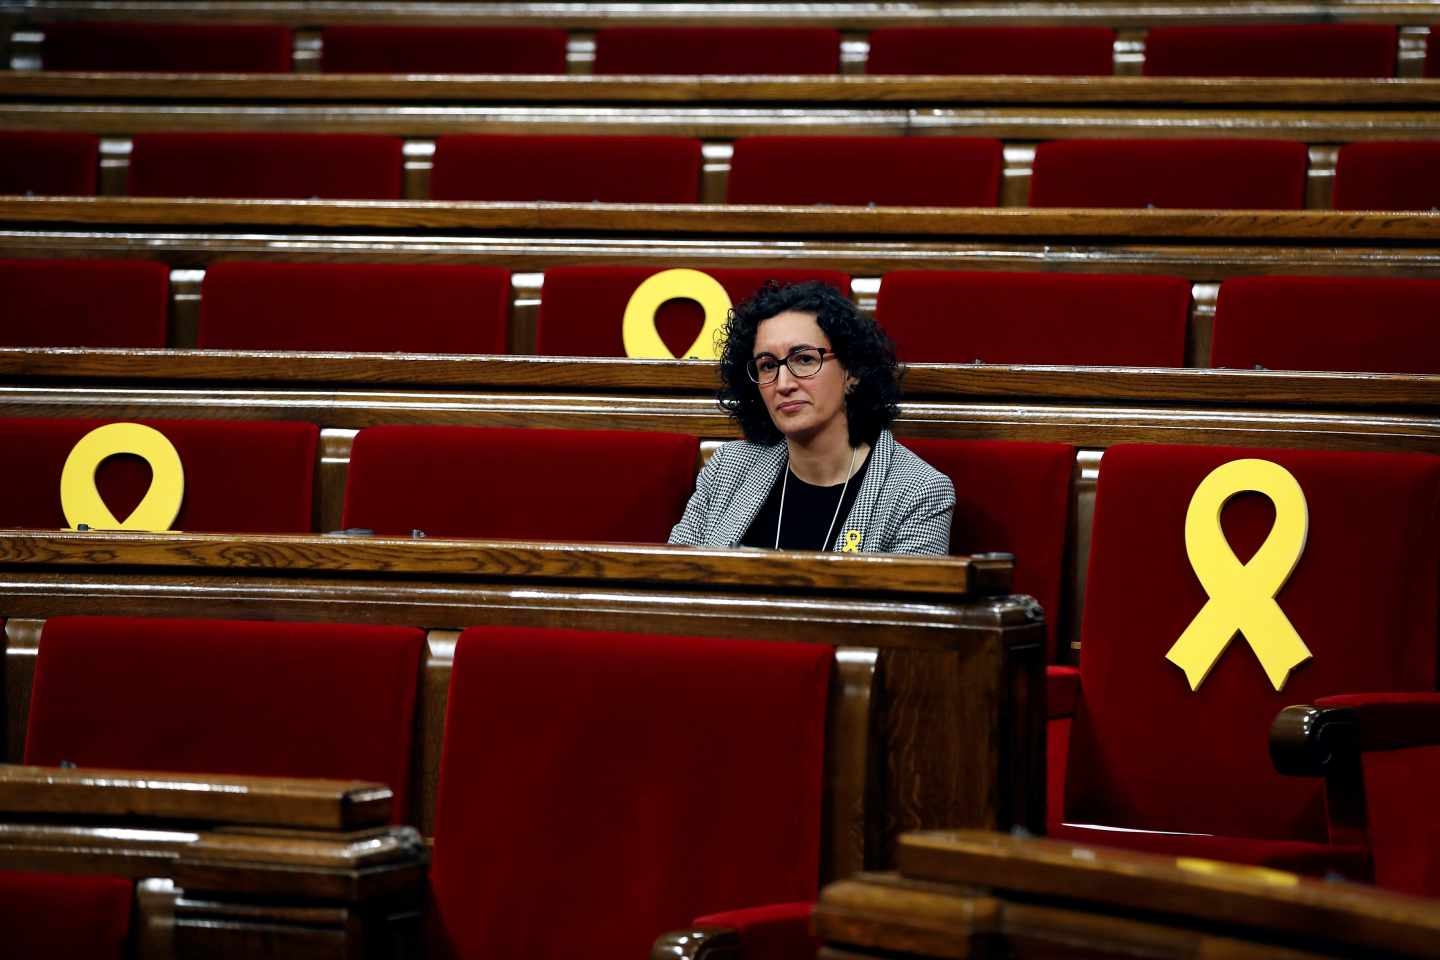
[669,280,954,555]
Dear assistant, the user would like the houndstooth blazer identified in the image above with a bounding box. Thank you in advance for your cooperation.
[668,429,955,556]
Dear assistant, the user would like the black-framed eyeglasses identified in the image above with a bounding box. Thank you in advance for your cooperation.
[747,347,834,385]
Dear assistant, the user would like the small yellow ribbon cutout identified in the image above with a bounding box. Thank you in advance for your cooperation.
[621,268,731,360]
[1165,458,1311,692]
[60,423,185,532]
[842,530,862,553]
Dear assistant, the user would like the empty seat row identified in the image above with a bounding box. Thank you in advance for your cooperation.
[6,131,1437,210]
[22,21,1440,78]
[8,258,1440,374]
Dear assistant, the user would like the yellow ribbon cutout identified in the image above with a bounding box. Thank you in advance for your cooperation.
[842,530,862,553]
[1165,458,1311,692]
[60,423,185,532]
[621,269,730,360]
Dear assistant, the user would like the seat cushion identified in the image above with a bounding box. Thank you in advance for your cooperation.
[536,266,850,358]
[866,27,1116,76]
[1332,141,1440,212]
[594,27,840,75]
[42,21,293,72]
[1029,139,1309,210]
[430,134,703,203]
[1143,25,1397,78]
[320,26,567,74]
[0,258,169,347]
[0,871,132,960]
[0,131,98,196]
[429,626,832,960]
[198,261,512,354]
[728,136,1003,207]
[128,133,404,200]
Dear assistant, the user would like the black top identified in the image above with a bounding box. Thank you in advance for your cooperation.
[740,452,872,551]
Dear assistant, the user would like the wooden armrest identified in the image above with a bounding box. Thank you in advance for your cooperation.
[0,765,391,830]
[175,825,426,901]
[650,927,742,960]
[1271,695,1440,779]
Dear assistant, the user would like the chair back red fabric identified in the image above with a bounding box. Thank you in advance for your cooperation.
[25,617,427,822]
[342,425,698,542]
[0,131,98,195]
[198,262,512,354]
[902,439,1075,658]
[1211,275,1440,375]
[593,27,840,75]
[536,266,851,357]
[320,26,567,74]
[1064,444,1440,842]
[866,27,1116,76]
[875,270,1192,366]
[430,134,703,202]
[41,21,293,72]
[1029,139,1310,209]
[1332,142,1440,211]
[127,133,404,199]
[0,871,132,960]
[728,136,1003,207]
[1142,25,1397,78]
[429,626,832,960]
[0,417,318,533]
[0,258,169,347]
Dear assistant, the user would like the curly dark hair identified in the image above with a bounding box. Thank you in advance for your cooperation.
[716,280,901,446]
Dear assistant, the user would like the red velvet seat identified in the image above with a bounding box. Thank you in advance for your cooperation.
[429,625,832,959]
[0,417,318,533]
[535,266,851,357]
[0,131,98,196]
[727,137,1004,207]
[0,258,169,347]
[1142,25,1398,78]
[902,438,1075,659]
[26,617,427,822]
[430,135,703,203]
[342,425,698,542]
[866,27,1116,76]
[1051,444,1440,885]
[41,21,293,73]
[593,27,840,75]
[0,870,132,960]
[1332,142,1440,211]
[1211,275,1440,375]
[198,262,512,354]
[319,26,567,74]
[875,270,1192,366]
[127,133,404,200]
[1029,139,1309,209]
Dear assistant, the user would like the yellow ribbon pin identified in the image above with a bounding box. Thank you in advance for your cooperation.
[621,268,731,360]
[1165,458,1311,692]
[60,423,185,532]
[842,530,862,553]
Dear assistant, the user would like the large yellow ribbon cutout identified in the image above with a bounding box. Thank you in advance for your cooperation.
[1165,458,1311,692]
[60,423,185,532]
[621,269,731,360]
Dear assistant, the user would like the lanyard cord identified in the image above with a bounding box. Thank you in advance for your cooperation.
[775,445,859,552]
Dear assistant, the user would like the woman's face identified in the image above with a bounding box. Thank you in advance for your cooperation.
[752,310,854,444]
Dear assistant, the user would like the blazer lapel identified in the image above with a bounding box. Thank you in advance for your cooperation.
[713,442,787,547]
[830,430,894,553]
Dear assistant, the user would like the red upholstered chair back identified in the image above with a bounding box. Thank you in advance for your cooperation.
[536,266,851,357]
[342,425,698,542]
[41,21,293,72]
[1029,139,1310,210]
[1142,25,1398,78]
[1064,444,1440,841]
[0,417,318,533]
[593,27,840,75]
[902,439,1074,658]
[25,617,426,822]
[319,26,567,74]
[0,131,98,196]
[430,135,703,202]
[127,133,404,200]
[1333,142,1440,211]
[0,258,169,348]
[875,270,1192,366]
[866,27,1116,76]
[198,262,512,354]
[1211,276,1440,375]
[429,626,832,960]
[728,136,1003,207]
